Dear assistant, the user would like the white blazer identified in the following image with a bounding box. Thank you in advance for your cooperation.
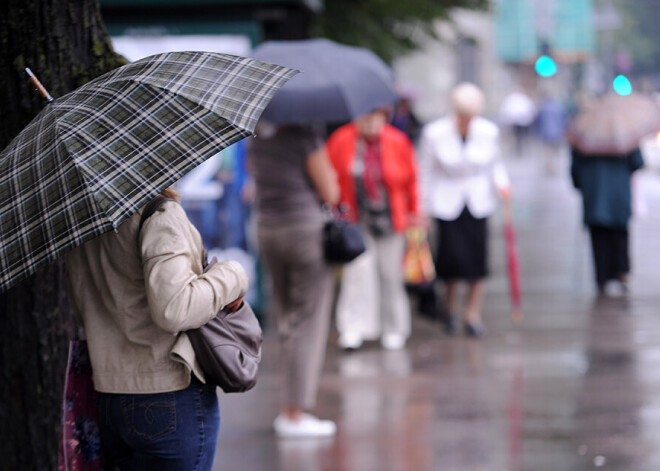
[418,116,510,221]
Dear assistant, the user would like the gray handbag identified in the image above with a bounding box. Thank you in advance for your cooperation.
[139,195,262,393]
[187,300,262,393]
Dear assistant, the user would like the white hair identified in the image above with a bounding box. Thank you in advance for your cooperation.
[451,82,484,117]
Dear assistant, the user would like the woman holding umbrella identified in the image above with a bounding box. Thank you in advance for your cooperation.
[418,83,511,338]
[28,51,297,470]
[248,38,403,432]
[571,146,643,293]
[65,186,249,469]
[569,93,651,294]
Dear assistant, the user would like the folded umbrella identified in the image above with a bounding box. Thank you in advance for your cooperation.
[0,51,296,292]
[251,38,398,124]
[568,92,660,155]
[504,202,522,323]
[506,224,521,305]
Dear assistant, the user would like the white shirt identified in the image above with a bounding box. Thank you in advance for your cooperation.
[418,116,510,221]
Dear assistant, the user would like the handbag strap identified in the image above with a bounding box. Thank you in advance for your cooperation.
[138,195,173,235]
[137,195,210,269]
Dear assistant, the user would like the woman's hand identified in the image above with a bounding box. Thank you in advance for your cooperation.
[306,148,340,205]
[225,296,245,312]
[204,257,246,312]
[408,214,430,230]
[498,186,512,203]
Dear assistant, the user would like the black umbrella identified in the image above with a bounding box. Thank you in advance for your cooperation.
[251,38,398,124]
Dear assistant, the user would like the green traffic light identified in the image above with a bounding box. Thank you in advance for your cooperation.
[535,55,557,77]
[613,75,632,96]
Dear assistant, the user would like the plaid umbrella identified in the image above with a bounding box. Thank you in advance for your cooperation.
[0,51,296,292]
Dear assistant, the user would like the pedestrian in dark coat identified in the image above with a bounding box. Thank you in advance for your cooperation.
[570,147,644,292]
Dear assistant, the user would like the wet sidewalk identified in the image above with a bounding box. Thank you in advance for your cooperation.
[213,148,660,471]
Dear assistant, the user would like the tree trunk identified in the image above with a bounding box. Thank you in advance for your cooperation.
[0,1,124,469]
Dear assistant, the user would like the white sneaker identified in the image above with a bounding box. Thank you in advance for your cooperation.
[338,332,363,350]
[381,333,406,350]
[273,413,337,438]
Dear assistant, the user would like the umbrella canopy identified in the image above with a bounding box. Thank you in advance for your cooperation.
[568,92,660,155]
[251,38,398,124]
[0,51,296,292]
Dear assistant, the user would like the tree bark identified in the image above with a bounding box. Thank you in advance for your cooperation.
[0,1,124,469]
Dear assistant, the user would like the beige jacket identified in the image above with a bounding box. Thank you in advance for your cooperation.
[65,200,248,394]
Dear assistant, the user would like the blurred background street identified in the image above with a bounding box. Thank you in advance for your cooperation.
[7,1,660,470]
[96,1,660,469]
[214,147,660,471]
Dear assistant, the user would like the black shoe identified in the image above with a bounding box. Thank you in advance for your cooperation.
[439,313,457,335]
[619,275,629,294]
[464,321,485,338]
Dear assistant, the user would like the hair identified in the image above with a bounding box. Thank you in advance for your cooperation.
[160,186,181,202]
[451,82,485,117]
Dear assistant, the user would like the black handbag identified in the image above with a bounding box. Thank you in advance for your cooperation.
[139,195,262,393]
[322,205,366,263]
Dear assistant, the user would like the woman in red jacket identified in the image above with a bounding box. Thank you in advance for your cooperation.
[326,108,420,350]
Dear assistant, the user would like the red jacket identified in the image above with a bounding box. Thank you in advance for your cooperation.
[325,123,419,233]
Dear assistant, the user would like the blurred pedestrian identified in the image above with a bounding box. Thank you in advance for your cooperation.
[419,83,511,338]
[567,92,657,295]
[392,96,439,321]
[65,187,249,470]
[499,89,537,157]
[391,96,422,143]
[536,94,567,174]
[571,147,644,294]
[326,108,420,351]
[247,124,340,438]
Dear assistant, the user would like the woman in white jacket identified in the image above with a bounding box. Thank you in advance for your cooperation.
[419,83,511,337]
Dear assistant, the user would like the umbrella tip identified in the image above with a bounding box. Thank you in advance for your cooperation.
[25,66,54,103]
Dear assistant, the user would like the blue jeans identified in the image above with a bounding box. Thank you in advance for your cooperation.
[98,379,220,471]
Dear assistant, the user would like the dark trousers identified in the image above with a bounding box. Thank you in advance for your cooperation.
[589,225,630,287]
[98,379,220,471]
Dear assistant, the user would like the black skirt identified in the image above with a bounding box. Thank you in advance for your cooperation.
[589,225,629,286]
[434,206,488,281]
